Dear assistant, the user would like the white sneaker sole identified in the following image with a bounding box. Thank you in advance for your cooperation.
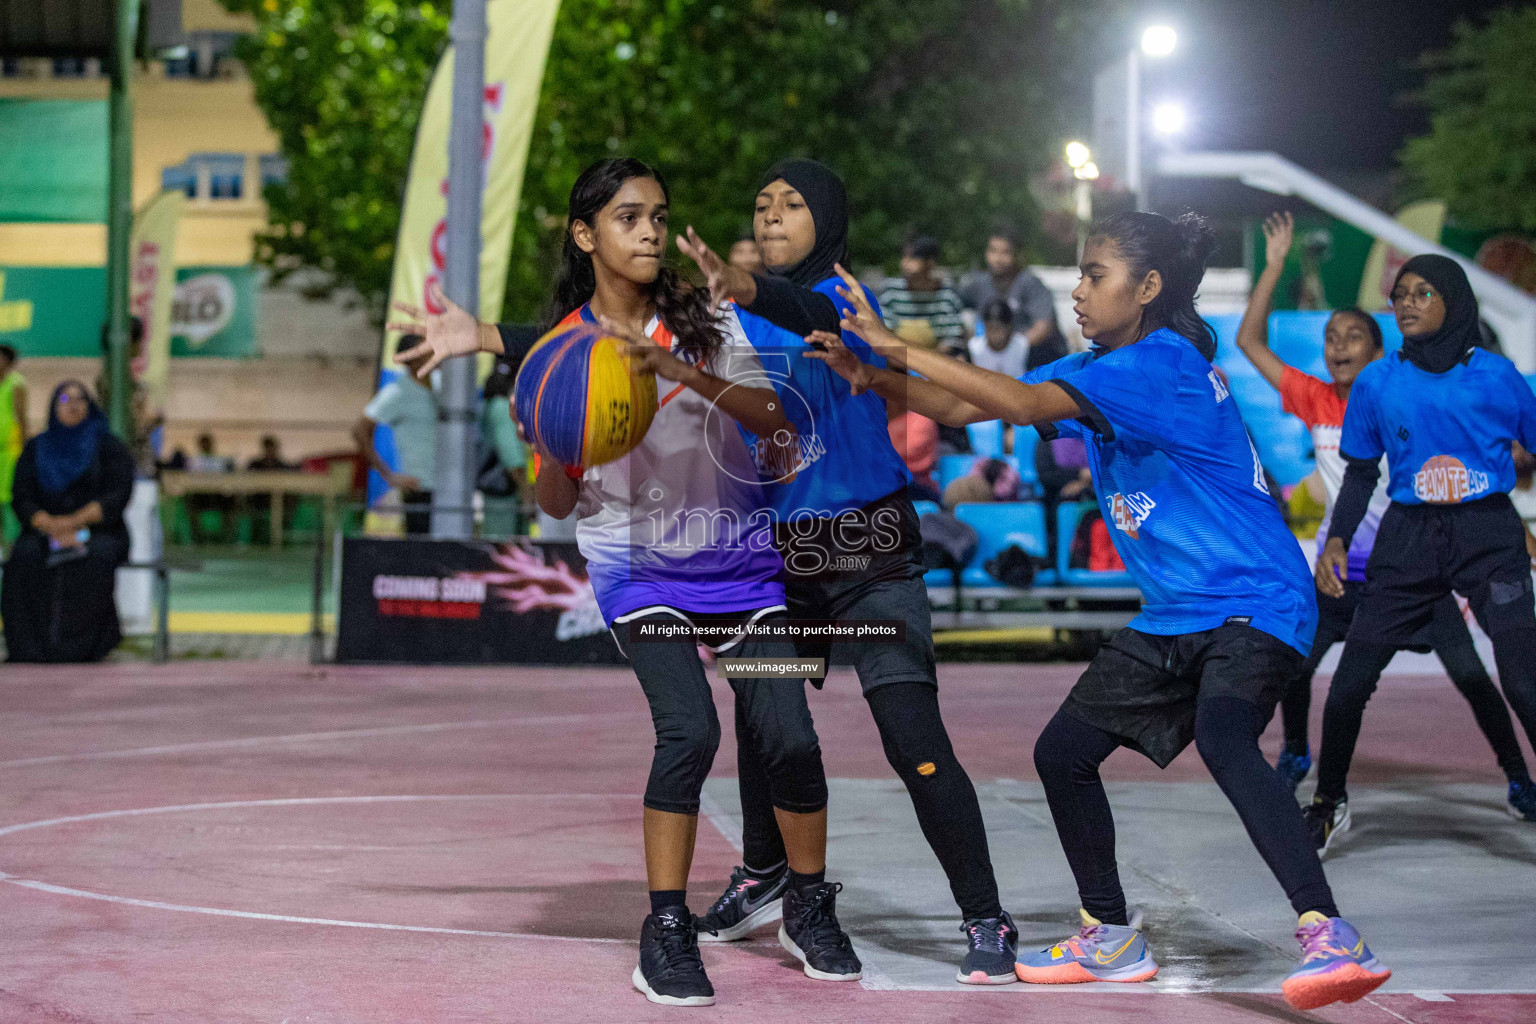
[1508,801,1536,822]
[632,965,715,1006]
[778,924,863,981]
[1319,803,1352,860]
[956,965,1018,985]
[696,897,782,942]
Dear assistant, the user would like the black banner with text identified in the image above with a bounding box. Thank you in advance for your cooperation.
[335,538,625,665]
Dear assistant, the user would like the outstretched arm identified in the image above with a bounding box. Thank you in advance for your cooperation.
[386,282,505,378]
[676,226,841,335]
[825,264,1081,428]
[1235,212,1294,391]
[802,331,992,426]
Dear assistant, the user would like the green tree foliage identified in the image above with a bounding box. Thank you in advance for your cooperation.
[227,1,1121,323]
[220,1,450,312]
[1401,7,1536,232]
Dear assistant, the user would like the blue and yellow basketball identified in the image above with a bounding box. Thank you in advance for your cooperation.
[513,321,658,468]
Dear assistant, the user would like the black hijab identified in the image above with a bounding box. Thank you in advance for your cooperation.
[34,380,108,494]
[1393,254,1479,374]
[757,158,849,287]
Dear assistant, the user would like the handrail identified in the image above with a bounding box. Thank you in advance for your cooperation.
[1157,151,1536,371]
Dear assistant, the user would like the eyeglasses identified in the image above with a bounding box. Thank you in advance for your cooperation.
[1389,284,1438,308]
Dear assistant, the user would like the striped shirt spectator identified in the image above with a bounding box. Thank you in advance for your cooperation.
[880,235,967,357]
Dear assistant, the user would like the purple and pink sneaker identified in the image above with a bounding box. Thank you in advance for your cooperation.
[1281,913,1391,1010]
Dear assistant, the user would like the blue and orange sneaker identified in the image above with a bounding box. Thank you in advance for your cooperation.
[1281,912,1391,1010]
[1014,909,1158,985]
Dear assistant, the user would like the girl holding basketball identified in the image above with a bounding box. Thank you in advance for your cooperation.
[392,158,861,1006]
[796,211,1391,1011]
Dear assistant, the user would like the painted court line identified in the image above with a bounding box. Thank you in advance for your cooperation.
[0,793,640,838]
[0,712,628,770]
[0,794,641,946]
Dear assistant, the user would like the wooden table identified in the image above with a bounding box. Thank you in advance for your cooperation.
[160,469,353,549]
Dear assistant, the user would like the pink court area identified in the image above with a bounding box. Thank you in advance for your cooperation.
[1,661,1531,1024]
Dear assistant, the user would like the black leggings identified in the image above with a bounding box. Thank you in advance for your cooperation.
[1282,591,1528,784]
[616,613,827,816]
[741,681,1003,920]
[1035,698,1338,924]
[1317,497,1536,803]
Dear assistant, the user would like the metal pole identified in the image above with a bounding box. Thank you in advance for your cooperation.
[1126,47,1143,212]
[433,0,488,540]
[104,0,139,439]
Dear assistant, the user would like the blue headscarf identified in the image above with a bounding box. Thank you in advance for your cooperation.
[34,380,108,494]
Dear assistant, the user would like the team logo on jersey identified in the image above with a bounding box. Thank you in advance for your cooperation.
[1108,491,1156,538]
[1413,455,1489,504]
[1208,369,1229,403]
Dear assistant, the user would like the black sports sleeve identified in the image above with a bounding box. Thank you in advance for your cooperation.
[1326,455,1381,549]
[494,324,541,374]
[742,274,841,336]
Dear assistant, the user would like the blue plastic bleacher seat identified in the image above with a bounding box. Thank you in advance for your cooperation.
[966,420,1006,458]
[1009,424,1040,486]
[911,500,940,518]
[953,502,1051,588]
[1055,501,1134,587]
[935,453,974,493]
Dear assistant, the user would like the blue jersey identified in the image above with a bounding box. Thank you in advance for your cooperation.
[1026,329,1317,653]
[1340,349,1536,506]
[735,277,910,518]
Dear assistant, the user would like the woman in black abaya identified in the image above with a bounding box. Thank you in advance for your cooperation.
[3,381,134,662]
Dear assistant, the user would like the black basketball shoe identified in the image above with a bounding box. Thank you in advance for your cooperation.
[778,880,862,981]
[958,910,1019,984]
[632,907,715,1006]
[695,865,787,942]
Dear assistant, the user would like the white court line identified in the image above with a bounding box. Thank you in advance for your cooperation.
[0,793,639,838]
[0,712,629,770]
[0,793,642,945]
[0,870,633,944]
[696,790,743,853]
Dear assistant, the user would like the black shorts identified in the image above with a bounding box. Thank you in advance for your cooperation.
[1349,494,1536,647]
[1062,623,1304,768]
[778,490,937,695]
[1305,581,1446,667]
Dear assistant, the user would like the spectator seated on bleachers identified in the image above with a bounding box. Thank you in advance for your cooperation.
[1,381,134,663]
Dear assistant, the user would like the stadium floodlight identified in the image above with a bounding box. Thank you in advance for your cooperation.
[1074,162,1100,181]
[1151,102,1187,137]
[1141,25,1177,58]
[1065,141,1091,169]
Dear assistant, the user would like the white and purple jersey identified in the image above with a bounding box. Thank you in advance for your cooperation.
[564,304,785,625]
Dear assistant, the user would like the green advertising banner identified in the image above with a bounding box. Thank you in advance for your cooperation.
[0,100,109,223]
[0,265,257,357]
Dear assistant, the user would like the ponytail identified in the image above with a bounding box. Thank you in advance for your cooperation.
[1089,211,1218,359]
[540,157,723,363]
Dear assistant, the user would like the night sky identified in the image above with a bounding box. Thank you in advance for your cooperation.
[1119,0,1518,174]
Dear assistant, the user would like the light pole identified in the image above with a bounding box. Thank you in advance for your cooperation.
[1126,25,1176,212]
[1065,142,1099,260]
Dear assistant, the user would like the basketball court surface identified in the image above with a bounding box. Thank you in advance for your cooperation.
[2,661,1532,1023]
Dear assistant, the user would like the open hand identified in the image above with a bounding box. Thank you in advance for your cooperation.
[829,263,901,360]
[676,226,752,309]
[1262,212,1294,269]
[802,330,875,395]
[386,282,481,379]
[1315,536,1348,599]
